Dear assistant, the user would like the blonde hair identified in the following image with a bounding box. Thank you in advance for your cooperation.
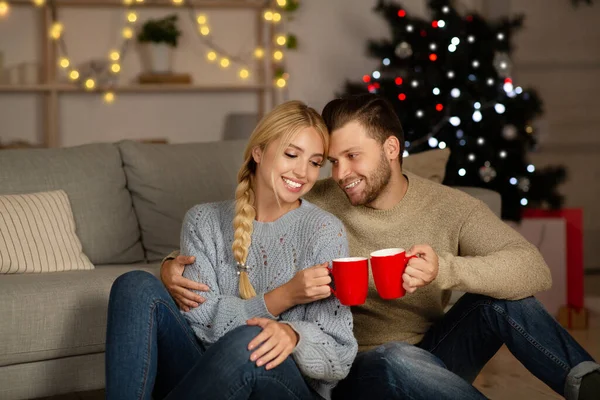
[233,101,329,299]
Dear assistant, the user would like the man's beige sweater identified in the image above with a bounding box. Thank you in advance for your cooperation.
[305,171,552,351]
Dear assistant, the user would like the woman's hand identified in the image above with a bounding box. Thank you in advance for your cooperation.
[284,263,332,305]
[246,318,299,370]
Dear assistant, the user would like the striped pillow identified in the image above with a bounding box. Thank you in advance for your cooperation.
[0,190,94,273]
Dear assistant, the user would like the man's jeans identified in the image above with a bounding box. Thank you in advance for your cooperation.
[105,271,320,400]
[332,293,599,400]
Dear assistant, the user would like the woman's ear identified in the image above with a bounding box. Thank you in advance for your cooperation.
[385,136,401,160]
[251,146,262,164]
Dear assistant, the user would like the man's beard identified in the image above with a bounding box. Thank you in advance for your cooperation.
[342,151,391,206]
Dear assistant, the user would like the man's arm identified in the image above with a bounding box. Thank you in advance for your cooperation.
[435,200,552,300]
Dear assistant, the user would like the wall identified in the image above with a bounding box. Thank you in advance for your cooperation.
[1,0,598,269]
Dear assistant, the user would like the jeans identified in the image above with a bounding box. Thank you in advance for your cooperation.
[332,293,599,400]
[105,271,320,400]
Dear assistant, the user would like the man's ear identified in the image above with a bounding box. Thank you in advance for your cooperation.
[384,136,401,161]
[251,146,262,164]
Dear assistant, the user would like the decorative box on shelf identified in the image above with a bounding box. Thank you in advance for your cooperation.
[509,208,588,329]
[137,72,192,85]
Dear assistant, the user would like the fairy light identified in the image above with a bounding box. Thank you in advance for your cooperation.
[111,63,121,73]
[220,58,230,68]
[254,48,265,59]
[84,78,96,90]
[69,70,79,80]
[49,23,64,40]
[0,1,9,17]
[104,92,115,104]
[33,0,45,6]
[127,12,137,23]
[123,0,133,4]
[239,69,250,79]
[199,26,210,36]
[276,35,287,46]
[109,51,120,61]
[207,51,217,62]
[263,10,273,21]
[58,57,70,69]
[196,14,207,25]
[272,12,282,23]
[172,0,183,5]
[276,78,286,88]
[277,0,287,6]
[123,27,133,39]
[273,50,284,61]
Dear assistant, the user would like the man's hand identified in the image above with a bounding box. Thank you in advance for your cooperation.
[160,255,209,312]
[283,263,332,305]
[403,245,439,294]
[246,318,298,370]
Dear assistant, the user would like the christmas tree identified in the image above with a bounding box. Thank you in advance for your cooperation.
[343,0,566,221]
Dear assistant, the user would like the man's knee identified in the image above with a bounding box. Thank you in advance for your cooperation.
[361,342,446,380]
[110,270,164,304]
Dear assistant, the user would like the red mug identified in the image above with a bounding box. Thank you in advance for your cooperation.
[329,257,369,306]
[370,248,417,299]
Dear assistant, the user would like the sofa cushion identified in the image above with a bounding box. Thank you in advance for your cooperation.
[0,264,160,367]
[0,144,144,264]
[119,140,247,261]
[403,148,451,183]
[0,190,94,273]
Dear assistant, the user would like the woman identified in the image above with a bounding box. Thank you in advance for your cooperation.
[105,101,357,400]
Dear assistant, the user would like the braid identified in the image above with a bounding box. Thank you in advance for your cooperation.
[232,162,257,299]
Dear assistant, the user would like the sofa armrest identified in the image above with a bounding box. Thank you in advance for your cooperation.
[453,186,502,218]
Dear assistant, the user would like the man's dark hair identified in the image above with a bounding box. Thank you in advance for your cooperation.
[322,94,405,164]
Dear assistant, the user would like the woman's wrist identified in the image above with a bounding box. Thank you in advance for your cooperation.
[264,284,295,316]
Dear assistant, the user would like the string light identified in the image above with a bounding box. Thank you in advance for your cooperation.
[207,51,217,61]
[109,51,120,61]
[111,63,121,73]
[263,10,273,21]
[84,78,96,90]
[172,0,183,5]
[527,164,535,173]
[276,35,287,46]
[103,92,115,104]
[468,154,476,162]
[277,0,287,6]
[239,68,249,79]
[272,12,281,23]
[0,1,9,17]
[69,70,79,80]
[196,14,207,25]
[468,35,475,43]
[33,0,45,6]
[123,0,133,4]
[220,58,230,68]
[520,198,528,206]
[199,25,210,36]
[383,58,390,66]
[273,50,284,61]
[123,27,133,39]
[438,141,447,149]
[428,137,439,147]
[459,168,466,177]
[58,57,70,69]
[49,22,64,40]
[127,12,137,23]
[276,78,286,88]
[254,48,264,59]
[372,70,380,79]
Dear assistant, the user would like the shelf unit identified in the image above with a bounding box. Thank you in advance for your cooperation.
[4,0,275,147]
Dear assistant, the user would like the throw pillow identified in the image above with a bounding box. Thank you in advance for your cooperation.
[403,148,451,183]
[0,190,94,273]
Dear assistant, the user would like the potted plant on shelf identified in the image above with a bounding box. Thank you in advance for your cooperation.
[137,14,182,74]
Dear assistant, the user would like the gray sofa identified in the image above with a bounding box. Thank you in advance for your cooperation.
[0,140,501,400]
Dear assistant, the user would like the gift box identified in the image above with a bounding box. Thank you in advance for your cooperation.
[511,208,587,328]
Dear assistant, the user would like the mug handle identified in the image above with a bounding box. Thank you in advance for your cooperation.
[328,267,337,298]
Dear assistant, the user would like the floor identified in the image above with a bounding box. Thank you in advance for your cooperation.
[39,275,600,400]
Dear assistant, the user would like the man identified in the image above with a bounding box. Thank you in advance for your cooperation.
[162,94,599,399]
